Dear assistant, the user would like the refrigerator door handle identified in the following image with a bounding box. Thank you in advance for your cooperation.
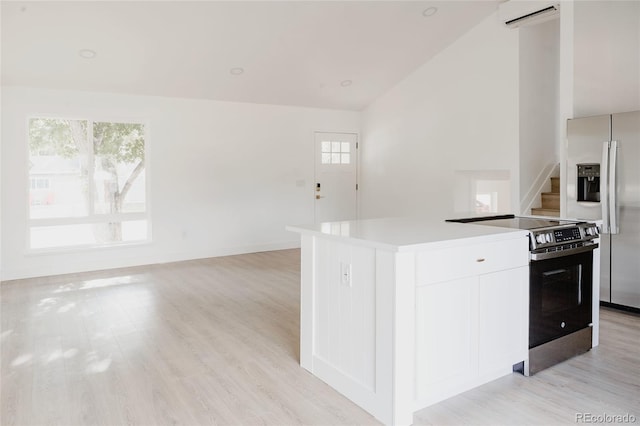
[609,140,619,234]
[601,141,610,233]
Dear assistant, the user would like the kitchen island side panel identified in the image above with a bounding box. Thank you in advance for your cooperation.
[300,234,398,424]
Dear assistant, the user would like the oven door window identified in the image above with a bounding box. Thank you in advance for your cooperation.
[541,265,583,314]
[529,251,593,348]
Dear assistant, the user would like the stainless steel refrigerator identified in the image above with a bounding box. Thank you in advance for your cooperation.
[567,111,640,310]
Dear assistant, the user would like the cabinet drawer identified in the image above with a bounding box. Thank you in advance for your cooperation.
[416,238,528,285]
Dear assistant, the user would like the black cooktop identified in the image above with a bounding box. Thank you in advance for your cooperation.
[447,214,581,230]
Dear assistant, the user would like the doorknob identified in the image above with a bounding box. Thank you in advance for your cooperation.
[316,195,325,199]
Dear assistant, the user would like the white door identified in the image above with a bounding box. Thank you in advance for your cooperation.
[314,132,358,223]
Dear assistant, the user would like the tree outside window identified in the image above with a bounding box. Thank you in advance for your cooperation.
[28,117,148,249]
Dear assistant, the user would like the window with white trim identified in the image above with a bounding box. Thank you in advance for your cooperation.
[28,117,149,249]
[320,140,351,164]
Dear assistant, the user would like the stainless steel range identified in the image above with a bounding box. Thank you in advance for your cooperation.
[447,214,599,375]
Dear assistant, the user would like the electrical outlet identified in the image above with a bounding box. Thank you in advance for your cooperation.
[341,262,352,286]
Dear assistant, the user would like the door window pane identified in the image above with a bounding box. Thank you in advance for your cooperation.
[320,139,354,165]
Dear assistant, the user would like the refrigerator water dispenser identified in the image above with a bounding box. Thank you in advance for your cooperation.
[577,164,600,202]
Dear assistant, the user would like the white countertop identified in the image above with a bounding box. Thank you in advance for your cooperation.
[286,216,529,252]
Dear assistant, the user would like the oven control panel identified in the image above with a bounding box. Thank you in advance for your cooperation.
[530,223,599,251]
[553,227,582,242]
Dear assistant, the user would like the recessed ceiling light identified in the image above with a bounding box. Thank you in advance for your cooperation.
[230,67,244,75]
[340,80,352,87]
[78,49,96,59]
[422,7,438,17]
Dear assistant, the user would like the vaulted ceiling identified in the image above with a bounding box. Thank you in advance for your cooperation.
[1,1,498,110]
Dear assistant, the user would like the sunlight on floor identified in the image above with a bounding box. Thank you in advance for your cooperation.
[11,353,33,367]
[52,274,150,293]
[78,274,148,290]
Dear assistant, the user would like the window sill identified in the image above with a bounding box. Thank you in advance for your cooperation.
[25,239,153,257]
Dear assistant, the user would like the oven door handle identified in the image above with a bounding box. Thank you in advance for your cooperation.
[530,243,599,261]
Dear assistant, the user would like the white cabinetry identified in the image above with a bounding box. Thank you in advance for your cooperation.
[415,276,479,404]
[478,268,528,378]
[312,238,377,394]
[415,241,528,408]
[289,218,530,426]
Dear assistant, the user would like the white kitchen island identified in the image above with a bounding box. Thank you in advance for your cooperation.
[287,217,531,426]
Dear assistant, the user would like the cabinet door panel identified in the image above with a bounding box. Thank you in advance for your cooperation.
[415,276,478,401]
[478,267,528,376]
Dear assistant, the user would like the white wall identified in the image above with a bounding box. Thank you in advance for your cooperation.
[1,87,359,280]
[573,0,640,116]
[359,13,519,219]
[519,18,560,213]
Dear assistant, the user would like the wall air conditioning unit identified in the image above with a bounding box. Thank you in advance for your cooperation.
[498,1,560,28]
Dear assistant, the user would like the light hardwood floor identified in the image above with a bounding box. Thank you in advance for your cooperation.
[1,249,639,426]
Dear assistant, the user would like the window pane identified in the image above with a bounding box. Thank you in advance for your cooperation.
[93,122,146,214]
[28,117,150,251]
[341,153,351,164]
[29,118,89,218]
[321,141,331,153]
[30,220,148,249]
[331,153,341,164]
[341,142,350,153]
[322,153,331,164]
[331,141,341,152]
